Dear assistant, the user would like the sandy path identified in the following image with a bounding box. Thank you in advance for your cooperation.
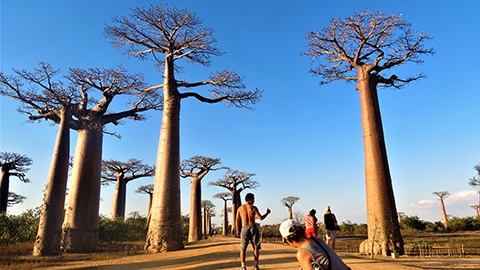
[37,237,480,270]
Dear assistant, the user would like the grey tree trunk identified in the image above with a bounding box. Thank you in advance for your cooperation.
[357,71,404,256]
[188,178,202,242]
[62,127,103,253]
[110,178,127,220]
[145,59,184,252]
[33,108,71,256]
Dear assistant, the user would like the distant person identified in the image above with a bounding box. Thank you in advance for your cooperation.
[236,192,271,270]
[324,205,338,250]
[279,219,350,270]
[304,209,319,238]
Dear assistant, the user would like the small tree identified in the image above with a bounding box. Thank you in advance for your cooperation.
[280,196,299,219]
[304,10,434,256]
[0,152,32,214]
[213,192,231,236]
[201,200,215,238]
[433,191,450,229]
[101,159,154,220]
[180,156,224,242]
[135,184,154,222]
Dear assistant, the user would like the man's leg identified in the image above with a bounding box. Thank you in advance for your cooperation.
[253,248,259,267]
[240,249,246,266]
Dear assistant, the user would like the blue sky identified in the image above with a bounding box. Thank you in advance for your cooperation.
[1,1,480,227]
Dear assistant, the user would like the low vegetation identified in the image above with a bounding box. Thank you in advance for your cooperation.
[1,210,479,269]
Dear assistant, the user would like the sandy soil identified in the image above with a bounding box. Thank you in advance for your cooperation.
[36,237,480,270]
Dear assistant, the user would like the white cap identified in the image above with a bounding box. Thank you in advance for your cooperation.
[279,219,298,238]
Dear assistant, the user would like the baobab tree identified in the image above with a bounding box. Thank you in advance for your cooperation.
[469,164,480,206]
[433,191,450,229]
[180,156,224,242]
[1,63,161,254]
[304,10,434,256]
[201,200,216,238]
[105,5,261,252]
[60,67,160,253]
[136,184,154,220]
[471,204,480,218]
[101,159,154,220]
[209,169,259,234]
[281,196,300,219]
[0,152,32,214]
[7,192,26,207]
[1,63,81,255]
[213,192,232,236]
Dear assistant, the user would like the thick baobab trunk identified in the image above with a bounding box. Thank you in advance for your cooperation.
[357,71,404,256]
[145,59,184,252]
[222,200,228,236]
[33,108,71,256]
[110,178,127,220]
[231,191,241,235]
[188,178,202,242]
[0,170,10,214]
[62,127,103,253]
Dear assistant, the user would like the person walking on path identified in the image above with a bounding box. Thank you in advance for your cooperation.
[323,205,338,250]
[235,193,271,270]
[304,209,319,238]
[280,219,350,270]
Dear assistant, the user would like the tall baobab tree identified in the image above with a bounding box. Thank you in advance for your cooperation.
[1,63,161,254]
[1,63,78,255]
[281,196,300,219]
[61,67,160,253]
[0,152,32,214]
[201,200,216,238]
[432,191,450,229]
[214,192,232,236]
[209,169,259,234]
[136,184,154,222]
[180,156,224,242]
[105,5,261,252]
[304,10,434,256]
[101,159,154,220]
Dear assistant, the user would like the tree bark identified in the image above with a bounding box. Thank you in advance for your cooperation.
[145,57,184,252]
[110,178,127,220]
[33,108,71,256]
[357,70,404,256]
[188,177,202,242]
[62,127,103,253]
[0,170,10,214]
[440,198,448,229]
[287,207,293,219]
[222,200,228,236]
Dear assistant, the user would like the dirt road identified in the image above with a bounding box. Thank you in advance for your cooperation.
[37,237,480,270]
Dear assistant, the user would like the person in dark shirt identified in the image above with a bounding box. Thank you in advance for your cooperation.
[323,205,338,250]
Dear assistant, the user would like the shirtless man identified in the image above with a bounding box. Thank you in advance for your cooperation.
[235,193,271,270]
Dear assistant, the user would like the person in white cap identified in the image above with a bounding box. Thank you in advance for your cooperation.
[279,219,350,270]
[324,205,338,250]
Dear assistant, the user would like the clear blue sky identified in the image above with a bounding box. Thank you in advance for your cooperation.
[1,1,480,227]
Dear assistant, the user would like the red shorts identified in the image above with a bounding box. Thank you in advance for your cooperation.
[305,227,318,238]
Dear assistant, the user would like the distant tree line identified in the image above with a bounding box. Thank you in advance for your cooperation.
[1,209,479,247]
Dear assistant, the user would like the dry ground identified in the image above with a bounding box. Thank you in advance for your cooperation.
[33,237,480,270]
